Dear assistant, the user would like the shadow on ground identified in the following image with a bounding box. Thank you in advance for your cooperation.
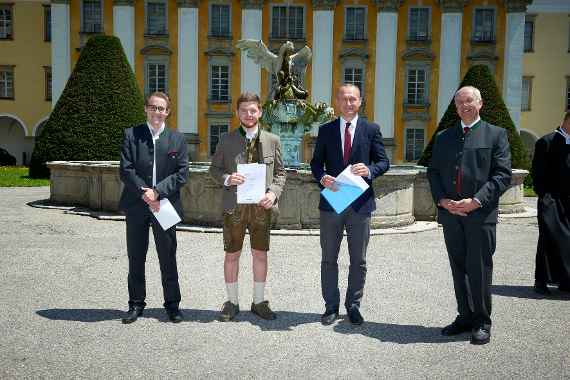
[492,285,570,300]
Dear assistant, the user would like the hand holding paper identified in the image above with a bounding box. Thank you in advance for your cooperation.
[152,199,182,230]
[237,163,266,204]
[321,165,370,214]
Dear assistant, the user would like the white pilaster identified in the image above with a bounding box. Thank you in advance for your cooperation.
[177,7,199,134]
[51,2,71,108]
[503,12,525,130]
[240,9,263,94]
[374,11,398,138]
[437,13,462,123]
[311,10,334,105]
[113,5,135,68]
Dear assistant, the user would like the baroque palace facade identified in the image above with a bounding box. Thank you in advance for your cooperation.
[0,0,569,164]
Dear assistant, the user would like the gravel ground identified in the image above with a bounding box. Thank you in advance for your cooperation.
[0,187,568,379]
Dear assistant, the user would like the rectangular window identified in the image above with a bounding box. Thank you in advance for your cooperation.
[44,5,51,42]
[146,62,167,95]
[405,128,424,161]
[271,6,304,39]
[0,5,13,39]
[146,1,167,35]
[521,76,532,111]
[409,7,430,41]
[406,69,427,105]
[0,66,14,99]
[210,65,229,102]
[344,67,363,94]
[82,0,102,33]
[209,124,229,156]
[524,20,533,52]
[44,67,52,101]
[473,9,495,42]
[210,4,230,37]
[345,7,365,41]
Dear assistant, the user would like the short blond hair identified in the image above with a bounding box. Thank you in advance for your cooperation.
[145,91,171,109]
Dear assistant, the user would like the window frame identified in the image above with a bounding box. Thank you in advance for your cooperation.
[209,3,231,38]
[270,4,305,40]
[404,126,425,162]
[44,66,52,101]
[342,61,365,99]
[521,76,532,112]
[405,66,429,106]
[408,6,431,42]
[472,7,496,43]
[145,0,168,36]
[0,65,15,100]
[144,56,169,96]
[81,0,104,34]
[344,6,367,41]
[43,4,51,42]
[209,63,230,103]
[208,123,229,157]
[0,4,13,40]
[523,17,534,53]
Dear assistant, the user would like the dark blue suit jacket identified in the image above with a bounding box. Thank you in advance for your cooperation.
[310,117,390,215]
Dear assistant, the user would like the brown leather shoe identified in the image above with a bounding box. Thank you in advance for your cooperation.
[251,301,277,320]
[219,301,240,322]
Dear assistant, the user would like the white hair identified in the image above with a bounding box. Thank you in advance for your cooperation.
[454,86,482,103]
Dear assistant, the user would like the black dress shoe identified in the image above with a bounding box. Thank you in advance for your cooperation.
[321,308,339,325]
[470,327,491,345]
[558,283,570,293]
[347,306,364,326]
[167,309,183,323]
[534,281,551,295]
[122,306,144,324]
[441,320,471,336]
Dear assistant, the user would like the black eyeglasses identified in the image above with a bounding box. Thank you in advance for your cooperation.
[146,105,169,113]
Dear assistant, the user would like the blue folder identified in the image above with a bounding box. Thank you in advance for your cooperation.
[322,183,366,214]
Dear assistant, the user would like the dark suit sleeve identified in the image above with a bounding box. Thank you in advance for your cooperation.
[532,137,548,197]
[426,133,446,205]
[473,128,512,207]
[119,128,147,197]
[310,125,327,185]
[155,134,189,199]
[367,124,390,179]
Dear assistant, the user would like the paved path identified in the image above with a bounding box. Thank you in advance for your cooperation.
[0,187,568,379]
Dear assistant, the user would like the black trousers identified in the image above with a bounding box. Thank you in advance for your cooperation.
[126,208,181,310]
[441,215,496,328]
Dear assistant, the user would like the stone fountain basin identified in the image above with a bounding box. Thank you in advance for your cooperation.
[46,161,528,229]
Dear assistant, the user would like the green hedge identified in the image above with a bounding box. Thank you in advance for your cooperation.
[418,64,530,170]
[29,35,146,178]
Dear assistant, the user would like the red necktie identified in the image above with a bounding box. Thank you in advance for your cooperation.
[343,122,352,165]
[464,127,470,134]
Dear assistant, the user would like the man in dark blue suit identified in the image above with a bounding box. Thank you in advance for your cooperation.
[310,84,390,325]
[119,92,189,324]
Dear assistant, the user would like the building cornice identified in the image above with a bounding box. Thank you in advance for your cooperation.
[436,0,469,13]
[374,0,404,12]
[240,0,264,10]
[51,0,71,5]
[312,0,338,11]
[177,0,199,8]
[502,0,533,13]
[113,0,134,6]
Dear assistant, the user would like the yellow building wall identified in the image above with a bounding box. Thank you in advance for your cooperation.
[0,1,51,135]
[521,13,570,139]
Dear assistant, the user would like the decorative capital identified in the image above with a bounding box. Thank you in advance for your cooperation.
[502,0,533,13]
[177,0,199,8]
[113,0,134,5]
[374,0,404,12]
[437,0,469,13]
[312,0,338,11]
[240,0,264,9]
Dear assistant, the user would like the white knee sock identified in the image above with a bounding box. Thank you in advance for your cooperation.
[226,282,239,305]
[253,282,265,304]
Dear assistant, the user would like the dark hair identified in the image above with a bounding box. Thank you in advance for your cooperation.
[236,92,261,110]
[145,91,171,109]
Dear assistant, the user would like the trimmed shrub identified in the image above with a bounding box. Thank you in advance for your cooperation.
[0,148,17,166]
[418,64,530,170]
[29,35,146,178]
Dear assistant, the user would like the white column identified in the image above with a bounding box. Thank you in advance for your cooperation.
[503,11,525,130]
[437,13,462,123]
[177,6,199,134]
[51,1,71,108]
[311,10,334,105]
[113,4,135,68]
[240,8,263,94]
[374,11,398,139]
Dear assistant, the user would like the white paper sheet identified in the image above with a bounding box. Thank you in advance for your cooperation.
[321,165,370,214]
[152,199,182,231]
[237,163,266,204]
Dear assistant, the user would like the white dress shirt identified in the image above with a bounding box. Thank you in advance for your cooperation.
[461,116,481,132]
[340,115,358,150]
[147,122,165,187]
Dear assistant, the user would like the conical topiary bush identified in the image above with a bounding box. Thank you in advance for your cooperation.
[29,35,146,178]
[418,64,530,170]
